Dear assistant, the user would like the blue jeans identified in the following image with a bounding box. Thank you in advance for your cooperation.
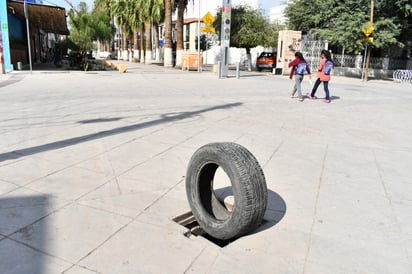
[311,78,330,100]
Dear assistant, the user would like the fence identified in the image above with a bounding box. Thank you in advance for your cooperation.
[332,54,410,70]
[283,36,411,79]
[332,54,357,68]
[300,39,326,73]
[393,70,412,83]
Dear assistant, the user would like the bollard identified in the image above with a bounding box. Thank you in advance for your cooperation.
[236,62,240,79]
[17,62,22,70]
[118,64,127,73]
[212,64,218,73]
[217,61,222,79]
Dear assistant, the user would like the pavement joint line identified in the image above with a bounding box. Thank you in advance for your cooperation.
[303,143,329,272]
[1,61,411,273]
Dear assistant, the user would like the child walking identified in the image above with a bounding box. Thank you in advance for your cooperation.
[307,49,333,103]
[288,52,311,102]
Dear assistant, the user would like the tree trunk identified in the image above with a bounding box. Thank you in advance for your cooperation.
[145,21,152,64]
[140,27,145,64]
[153,22,160,62]
[175,0,185,68]
[122,30,128,60]
[133,29,139,62]
[164,0,174,67]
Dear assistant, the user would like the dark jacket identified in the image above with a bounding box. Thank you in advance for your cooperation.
[288,57,311,79]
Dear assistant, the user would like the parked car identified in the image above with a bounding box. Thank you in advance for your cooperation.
[256,52,276,71]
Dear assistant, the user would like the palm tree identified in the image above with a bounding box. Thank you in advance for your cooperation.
[150,0,164,62]
[138,0,151,64]
[92,0,116,56]
[110,0,127,59]
[174,0,188,68]
[111,0,137,60]
[127,0,144,62]
[132,0,162,64]
[163,0,174,67]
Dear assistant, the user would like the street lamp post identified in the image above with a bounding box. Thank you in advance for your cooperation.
[197,0,201,72]
[363,0,374,81]
[24,0,32,73]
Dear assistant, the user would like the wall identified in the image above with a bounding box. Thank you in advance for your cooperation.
[10,48,27,68]
[276,30,302,75]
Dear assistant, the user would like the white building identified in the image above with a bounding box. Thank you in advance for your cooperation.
[184,0,259,18]
[269,0,289,24]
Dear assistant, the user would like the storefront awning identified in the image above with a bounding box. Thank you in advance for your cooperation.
[7,1,69,35]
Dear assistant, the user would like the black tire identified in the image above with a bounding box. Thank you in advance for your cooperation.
[185,142,268,240]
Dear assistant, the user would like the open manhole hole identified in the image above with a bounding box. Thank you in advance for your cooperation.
[173,211,234,248]
[173,209,268,248]
[175,166,238,248]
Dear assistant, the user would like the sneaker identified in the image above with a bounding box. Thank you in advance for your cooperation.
[306,92,314,99]
[298,97,304,102]
[322,99,331,103]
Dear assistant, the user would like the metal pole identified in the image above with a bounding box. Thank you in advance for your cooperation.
[364,0,374,81]
[24,0,32,73]
[204,33,208,71]
[197,0,201,72]
[361,44,367,81]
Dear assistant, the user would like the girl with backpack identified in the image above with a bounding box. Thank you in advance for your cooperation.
[288,51,312,102]
[307,49,333,103]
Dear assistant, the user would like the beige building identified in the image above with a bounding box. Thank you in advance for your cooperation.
[276,30,302,74]
[183,18,205,51]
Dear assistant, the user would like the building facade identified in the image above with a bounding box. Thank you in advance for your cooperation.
[1,0,68,71]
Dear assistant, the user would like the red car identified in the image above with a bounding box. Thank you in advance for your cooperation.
[256,52,276,71]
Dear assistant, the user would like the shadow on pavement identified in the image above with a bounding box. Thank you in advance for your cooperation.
[215,186,286,235]
[0,75,25,89]
[77,117,124,124]
[0,102,243,162]
[0,195,49,274]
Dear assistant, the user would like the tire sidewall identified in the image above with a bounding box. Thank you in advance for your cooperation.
[186,143,266,240]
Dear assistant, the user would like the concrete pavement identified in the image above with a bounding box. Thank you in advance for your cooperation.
[0,62,411,273]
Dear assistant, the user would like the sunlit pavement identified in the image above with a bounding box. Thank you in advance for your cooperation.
[0,62,411,273]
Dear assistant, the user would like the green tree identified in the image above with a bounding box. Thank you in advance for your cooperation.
[67,2,113,69]
[67,2,95,53]
[126,0,144,62]
[285,0,410,54]
[110,0,133,56]
[140,0,164,64]
[214,5,278,50]
[90,1,116,52]
[214,5,279,68]
[149,0,164,62]
[67,1,113,65]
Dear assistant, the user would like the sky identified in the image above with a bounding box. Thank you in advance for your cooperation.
[43,0,274,16]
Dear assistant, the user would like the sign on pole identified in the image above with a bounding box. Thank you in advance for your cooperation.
[362,22,374,37]
[201,27,215,33]
[202,12,215,27]
[220,0,232,77]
